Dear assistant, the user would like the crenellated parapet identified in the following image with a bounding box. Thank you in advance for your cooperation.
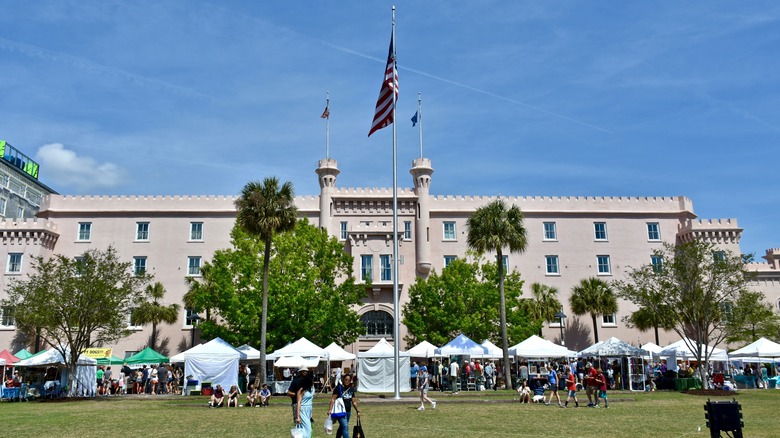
[677,218,742,245]
[0,218,59,249]
[40,194,240,214]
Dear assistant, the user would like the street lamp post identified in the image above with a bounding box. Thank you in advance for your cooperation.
[190,313,202,348]
[555,309,567,346]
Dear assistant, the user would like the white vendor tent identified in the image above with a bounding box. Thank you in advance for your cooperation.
[579,337,647,357]
[435,334,490,357]
[274,355,320,369]
[659,339,729,361]
[729,337,780,359]
[15,348,97,397]
[480,340,504,359]
[357,338,411,393]
[268,337,329,361]
[172,337,245,394]
[642,342,664,359]
[236,344,261,360]
[407,340,438,358]
[509,335,576,358]
[324,343,356,361]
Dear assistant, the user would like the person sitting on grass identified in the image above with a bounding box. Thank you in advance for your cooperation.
[246,384,258,407]
[227,385,239,407]
[517,380,531,404]
[259,383,271,407]
[208,384,225,408]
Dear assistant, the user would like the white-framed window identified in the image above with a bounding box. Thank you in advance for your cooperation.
[73,256,86,276]
[188,256,201,276]
[646,222,660,241]
[7,253,22,273]
[501,255,509,273]
[713,251,726,262]
[0,305,15,328]
[597,255,611,275]
[340,222,348,241]
[444,255,457,268]
[136,222,150,241]
[78,222,92,241]
[0,197,6,216]
[133,256,147,276]
[380,254,392,281]
[602,313,616,326]
[594,222,608,241]
[443,222,456,240]
[545,255,559,275]
[126,308,142,330]
[361,255,373,282]
[404,221,412,240]
[651,255,663,272]
[543,222,557,241]
[190,222,203,241]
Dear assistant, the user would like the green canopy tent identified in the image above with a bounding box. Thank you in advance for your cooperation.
[14,348,43,360]
[125,347,169,365]
[96,355,125,366]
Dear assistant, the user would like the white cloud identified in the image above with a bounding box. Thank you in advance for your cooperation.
[35,143,124,191]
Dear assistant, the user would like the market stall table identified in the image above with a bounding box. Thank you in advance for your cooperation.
[674,378,701,391]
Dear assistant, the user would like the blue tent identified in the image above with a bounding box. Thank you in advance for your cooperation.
[434,334,490,357]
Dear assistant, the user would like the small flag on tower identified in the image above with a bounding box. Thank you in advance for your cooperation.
[321,104,330,119]
[368,33,398,137]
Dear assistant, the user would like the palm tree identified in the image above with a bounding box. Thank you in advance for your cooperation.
[525,282,562,336]
[570,277,618,344]
[625,307,673,346]
[234,177,297,385]
[467,199,527,390]
[132,281,180,351]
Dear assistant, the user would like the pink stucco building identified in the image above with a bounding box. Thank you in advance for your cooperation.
[1,155,778,358]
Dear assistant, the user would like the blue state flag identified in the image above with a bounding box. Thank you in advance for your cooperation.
[411,111,418,127]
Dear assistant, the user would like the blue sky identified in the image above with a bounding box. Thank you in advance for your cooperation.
[1,1,778,257]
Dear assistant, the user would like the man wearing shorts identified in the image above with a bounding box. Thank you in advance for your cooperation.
[585,362,599,407]
[564,368,579,408]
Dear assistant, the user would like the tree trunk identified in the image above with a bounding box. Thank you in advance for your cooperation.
[151,322,157,351]
[259,237,272,385]
[591,314,599,343]
[653,325,659,346]
[497,251,512,390]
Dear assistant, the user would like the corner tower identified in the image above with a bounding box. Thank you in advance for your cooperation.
[316,158,340,234]
[410,157,434,275]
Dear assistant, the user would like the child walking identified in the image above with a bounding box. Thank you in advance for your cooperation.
[417,366,437,410]
[564,368,579,408]
[595,367,609,408]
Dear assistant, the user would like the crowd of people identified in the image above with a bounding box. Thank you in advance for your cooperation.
[95,363,183,396]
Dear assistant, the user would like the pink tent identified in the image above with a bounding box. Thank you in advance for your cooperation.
[0,349,19,364]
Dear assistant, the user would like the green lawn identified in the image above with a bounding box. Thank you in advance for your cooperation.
[3,389,778,437]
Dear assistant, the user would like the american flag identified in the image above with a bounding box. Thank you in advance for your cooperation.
[321,104,330,119]
[368,33,398,137]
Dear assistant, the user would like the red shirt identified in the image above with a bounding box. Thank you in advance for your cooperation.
[587,367,599,387]
[566,373,577,391]
[597,373,607,391]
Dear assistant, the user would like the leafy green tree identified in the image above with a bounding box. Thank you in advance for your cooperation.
[521,282,562,336]
[724,290,780,345]
[569,277,618,344]
[3,247,150,396]
[613,240,755,386]
[234,177,297,384]
[403,256,536,358]
[466,199,528,390]
[622,306,674,346]
[185,220,365,352]
[132,281,180,353]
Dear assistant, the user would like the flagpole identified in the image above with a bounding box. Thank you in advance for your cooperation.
[325,91,331,159]
[417,92,423,158]
[390,5,401,401]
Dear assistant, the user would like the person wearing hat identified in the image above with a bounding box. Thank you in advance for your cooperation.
[417,366,437,410]
[287,366,314,438]
[585,362,599,407]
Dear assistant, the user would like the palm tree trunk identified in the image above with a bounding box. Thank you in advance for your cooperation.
[151,322,157,351]
[259,237,272,385]
[653,325,659,346]
[591,313,599,343]
[498,251,512,390]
